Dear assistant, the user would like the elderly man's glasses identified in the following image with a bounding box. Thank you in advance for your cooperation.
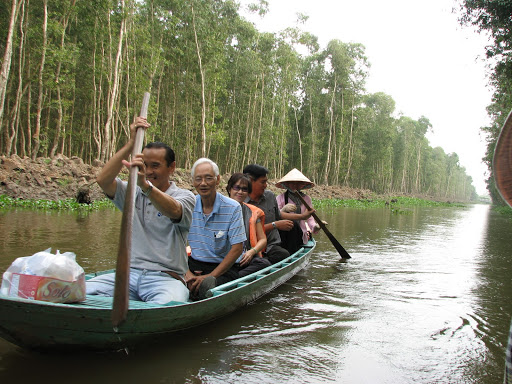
[232,185,248,192]
[194,176,216,183]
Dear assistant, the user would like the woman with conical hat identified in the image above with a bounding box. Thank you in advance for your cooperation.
[275,168,318,255]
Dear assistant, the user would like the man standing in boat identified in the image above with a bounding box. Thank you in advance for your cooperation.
[187,158,246,300]
[86,116,196,304]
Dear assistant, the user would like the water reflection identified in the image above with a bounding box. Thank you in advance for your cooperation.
[0,204,511,383]
[321,205,491,383]
[0,209,121,272]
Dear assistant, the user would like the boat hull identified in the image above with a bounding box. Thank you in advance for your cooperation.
[0,240,315,351]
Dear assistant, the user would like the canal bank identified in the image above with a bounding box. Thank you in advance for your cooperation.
[0,154,474,204]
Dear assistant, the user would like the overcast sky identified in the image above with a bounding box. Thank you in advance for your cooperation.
[239,0,493,195]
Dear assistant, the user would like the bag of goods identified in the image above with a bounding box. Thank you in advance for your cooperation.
[0,248,86,303]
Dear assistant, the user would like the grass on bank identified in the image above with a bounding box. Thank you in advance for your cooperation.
[0,195,114,211]
[493,205,512,216]
[312,196,462,209]
[0,194,462,213]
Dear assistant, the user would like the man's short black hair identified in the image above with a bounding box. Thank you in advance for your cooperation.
[144,142,175,166]
[243,164,269,179]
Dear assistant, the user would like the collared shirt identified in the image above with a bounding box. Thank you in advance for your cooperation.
[245,189,282,250]
[112,178,196,275]
[189,192,246,264]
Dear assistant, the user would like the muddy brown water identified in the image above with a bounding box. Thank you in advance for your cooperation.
[0,203,511,383]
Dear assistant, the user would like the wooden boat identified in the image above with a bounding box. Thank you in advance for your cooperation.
[0,239,315,351]
[494,109,512,206]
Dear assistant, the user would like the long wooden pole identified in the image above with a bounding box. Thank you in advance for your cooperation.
[112,92,150,327]
[289,188,351,260]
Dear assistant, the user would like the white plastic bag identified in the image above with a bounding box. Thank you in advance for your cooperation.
[1,248,86,303]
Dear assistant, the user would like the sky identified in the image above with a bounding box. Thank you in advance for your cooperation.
[239,0,493,195]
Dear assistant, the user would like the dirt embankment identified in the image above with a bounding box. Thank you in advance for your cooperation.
[0,154,375,202]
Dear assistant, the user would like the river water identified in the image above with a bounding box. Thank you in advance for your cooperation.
[0,203,511,383]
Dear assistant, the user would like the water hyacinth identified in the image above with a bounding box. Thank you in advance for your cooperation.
[0,195,114,211]
[0,194,465,213]
[312,196,462,209]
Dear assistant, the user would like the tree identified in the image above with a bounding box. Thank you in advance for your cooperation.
[0,0,22,142]
[459,0,512,202]
[0,0,478,201]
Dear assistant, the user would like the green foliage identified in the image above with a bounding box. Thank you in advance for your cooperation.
[459,0,512,204]
[0,195,114,212]
[0,0,477,202]
[493,205,512,217]
[312,196,459,209]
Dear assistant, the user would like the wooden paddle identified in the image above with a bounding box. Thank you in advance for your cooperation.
[112,92,150,327]
[287,188,351,259]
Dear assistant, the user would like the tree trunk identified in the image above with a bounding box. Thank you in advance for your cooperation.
[241,93,253,166]
[191,5,206,157]
[254,73,265,160]
[294,107,303,171]
[415,143,422,192]
[101,1,125,161]
[245,77,259,163]
[0,0,22,140]
[6,0,26,156]
[49,0,76,158]
[308,96,316,182]
[32,0,47,159]
[334,91,345,185]
[323,77,337,185]
[92,25,101,161]
[278,92,286,176]
[344,100,355,185]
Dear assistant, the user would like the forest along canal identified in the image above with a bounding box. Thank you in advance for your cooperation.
[0,203,510,383]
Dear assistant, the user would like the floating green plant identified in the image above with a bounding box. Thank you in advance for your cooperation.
[312,196,462,210]
[0,195,114,211]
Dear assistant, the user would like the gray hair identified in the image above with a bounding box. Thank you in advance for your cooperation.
[191,157,220,177]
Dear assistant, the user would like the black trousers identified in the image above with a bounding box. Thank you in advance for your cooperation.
[278,221,304,255]
[239,257,271,277]
[264,244,290,264]
[188,257,239,286]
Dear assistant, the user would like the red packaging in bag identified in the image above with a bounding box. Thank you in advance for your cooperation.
[7,273,86,302]
[1,248,86,303]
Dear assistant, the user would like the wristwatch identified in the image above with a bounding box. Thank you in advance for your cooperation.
[142,180,153,197]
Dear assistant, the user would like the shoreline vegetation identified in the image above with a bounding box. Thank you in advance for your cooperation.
[0,154,491,213]
[0,194,469,213]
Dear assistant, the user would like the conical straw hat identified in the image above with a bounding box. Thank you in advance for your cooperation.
[275,168,315,189]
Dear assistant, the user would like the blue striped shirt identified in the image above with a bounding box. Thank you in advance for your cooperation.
[188,192,246,264]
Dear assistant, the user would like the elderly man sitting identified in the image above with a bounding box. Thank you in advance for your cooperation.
[186,158,246,300]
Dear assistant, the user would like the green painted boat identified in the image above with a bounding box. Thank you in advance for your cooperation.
[0,239,315,351]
